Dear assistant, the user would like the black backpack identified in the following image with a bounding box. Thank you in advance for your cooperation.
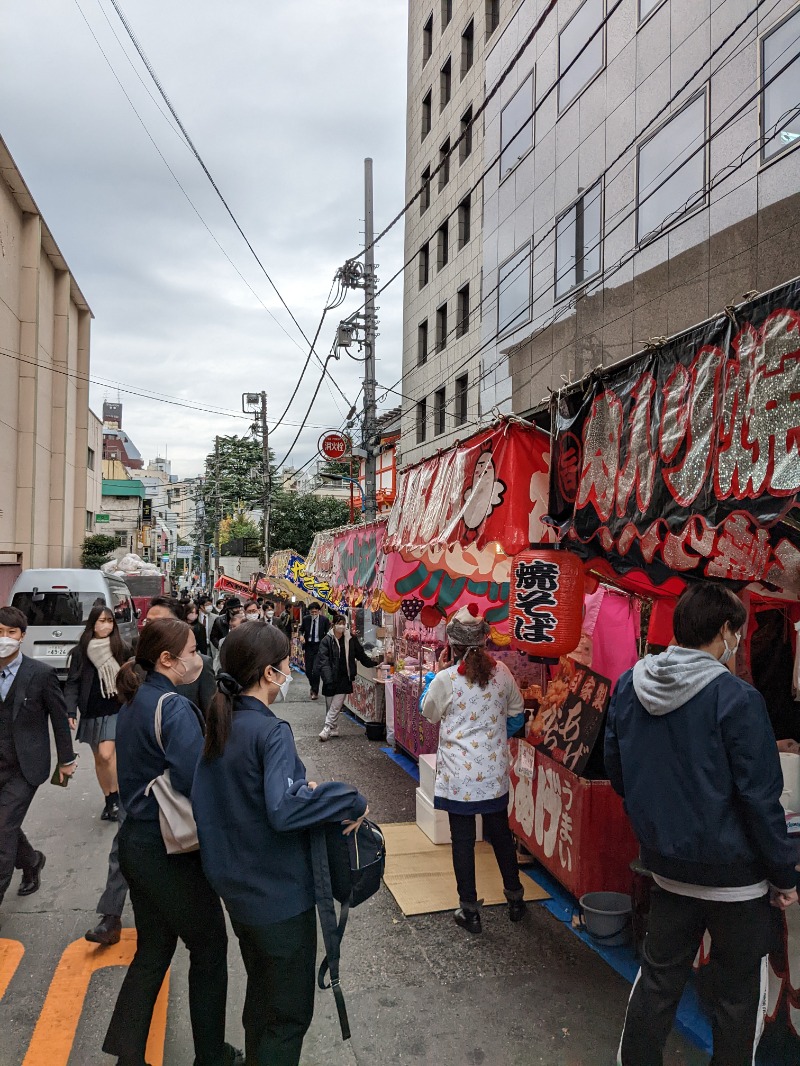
[310,818,385,1040]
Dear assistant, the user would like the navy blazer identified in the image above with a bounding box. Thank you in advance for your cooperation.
[5,657,75,787]
[300,613,330,644]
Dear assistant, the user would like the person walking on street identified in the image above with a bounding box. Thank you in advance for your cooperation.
[86,595,216,947]
[0,607,77,930]
[420,605,527,934]
[316,614,380,741]
[186,600,209,657]
[102,618,242,1066]
[65,605,131,823]
[299,603,329,701]
[606,583,798,1066]
[193,622,369,1066]
[244,601,262,622]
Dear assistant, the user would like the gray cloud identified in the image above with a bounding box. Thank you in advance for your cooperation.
[2,0,407,476]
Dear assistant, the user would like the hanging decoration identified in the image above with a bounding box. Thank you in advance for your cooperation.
[400,597,424,621]
[509,549,585,657]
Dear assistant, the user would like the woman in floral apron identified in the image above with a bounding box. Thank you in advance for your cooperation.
[421,605,526,934]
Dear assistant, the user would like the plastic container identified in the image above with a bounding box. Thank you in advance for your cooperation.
[579,892,633,947]
[365,721,386,742]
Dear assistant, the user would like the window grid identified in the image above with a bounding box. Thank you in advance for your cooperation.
[456,283,470,337]
[558,0,605,114]
[455,374,468,426]
[761,8,800,163]
[437,221,449,270]
[422,90,432,140]
[439,138,451,190]
[461,19,474,79]
[436,303,448,351]
[419,242,430,288]
[460,106,474,163]
[500,71,534,179]
[418,320,429,366]
[416,398,427,444]
[421,166,432,214]
[440,56,452,110]
[442,0,452,30]
[457,195,471,249]
[423,13,433,62]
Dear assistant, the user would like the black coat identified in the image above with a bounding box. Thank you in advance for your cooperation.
[317,631,375,696]
[210,615,229,649]
[300,613,330,645]
[191,619,209,657]
[64,643,132,719]
[3,657,76,787]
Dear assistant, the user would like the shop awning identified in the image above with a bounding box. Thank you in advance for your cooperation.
[385,419,551,557]
[306,520,387,596]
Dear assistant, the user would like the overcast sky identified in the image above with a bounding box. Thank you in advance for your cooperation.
[2,0,408,479]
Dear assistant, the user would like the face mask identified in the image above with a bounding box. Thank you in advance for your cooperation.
[176,653,203,685]
[245,613,259,622]
[270,666,292,701]
[0,637,21,658]
[720,631,741,666]
[265,611,274,619]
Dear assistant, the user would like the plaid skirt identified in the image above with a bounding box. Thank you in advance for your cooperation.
[76,714,117,748]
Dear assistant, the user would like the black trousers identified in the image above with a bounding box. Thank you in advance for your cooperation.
[620,887,778,1066]
[304,644,321,695]
[0,765,37,906]
[448,807,522,905]
[103,818,229,1066]
[231,908,316,1066]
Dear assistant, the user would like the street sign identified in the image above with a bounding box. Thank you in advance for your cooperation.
[141,499,153,522]
[176,546,193,559]
[161,554,170,562]
[318,430,349,462]
[95,514,110,523]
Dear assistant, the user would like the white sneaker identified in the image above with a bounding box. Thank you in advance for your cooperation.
[319,726,331,741]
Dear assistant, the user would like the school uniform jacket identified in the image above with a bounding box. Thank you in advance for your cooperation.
[3,657,76,787]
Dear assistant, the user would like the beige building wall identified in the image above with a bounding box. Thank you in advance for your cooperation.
[400,0,513,466]
[0,134,97,583]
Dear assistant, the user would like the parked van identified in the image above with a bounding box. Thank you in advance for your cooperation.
[7,569,138,680]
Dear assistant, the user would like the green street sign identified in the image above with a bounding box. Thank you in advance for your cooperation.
[95,514,110,523]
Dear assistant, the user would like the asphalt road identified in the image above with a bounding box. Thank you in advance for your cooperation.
[0,675,705,1066]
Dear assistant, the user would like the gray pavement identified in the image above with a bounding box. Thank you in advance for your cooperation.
[0,675,706,1066]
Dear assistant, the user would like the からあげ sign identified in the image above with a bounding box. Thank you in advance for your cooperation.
[509,550,584,657]
[526,658,612,776]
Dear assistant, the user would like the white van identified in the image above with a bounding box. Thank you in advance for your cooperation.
[7,569,138,680]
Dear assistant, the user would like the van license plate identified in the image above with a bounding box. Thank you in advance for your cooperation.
[48,646,66,655]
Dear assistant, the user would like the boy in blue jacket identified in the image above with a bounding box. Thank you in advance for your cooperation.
[606,582,797,1066]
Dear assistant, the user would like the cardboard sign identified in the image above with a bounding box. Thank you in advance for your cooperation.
[525,658,612,776]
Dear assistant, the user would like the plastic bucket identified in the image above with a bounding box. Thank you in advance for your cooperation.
[579,892,633,947]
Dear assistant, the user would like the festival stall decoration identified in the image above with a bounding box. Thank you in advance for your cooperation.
[265,549,344,612]
[213,574,253,597]
[509,549,585,657]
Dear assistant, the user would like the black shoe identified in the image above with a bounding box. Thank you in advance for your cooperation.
[18,851,46,896]
[453,906,482,934]
[193,1044,244,1066]
[508,898,527,923]
[86,914,122,945]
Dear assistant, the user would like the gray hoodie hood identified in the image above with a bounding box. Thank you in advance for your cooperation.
[632,646,729,716]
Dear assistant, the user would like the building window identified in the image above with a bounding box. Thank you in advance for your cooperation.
[486,0,500,39]
[419,242,430,288]
[442,0,452,29]
[457,195,471,248]
[559,0,605,112]
[460,105,473,163]
[420,165,432,213]
[416,397,427,444]
[86,509,94,531]
[418,320,429,365]
[435,387,446,435]
[439,138,451,190]
[500,71,534,179]
[436,302,448,350]
[87,446,95,471]
[762,9,800,162]
[456,283,470,336]
[498,245,531,334]
[461,19,474,78]
[437,221,449,270]
[555,181,602,298]
[423,13,433,62]
[638,0,666,22]
[440,56,452,110]
[637,92,706,242]
[455,374,468,426]
[422,90,432,139]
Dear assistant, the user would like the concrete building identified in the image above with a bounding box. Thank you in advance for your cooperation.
[0,134,102,601]
[98,460,146,560]
[400,0,512,464]
[478,0,800,415]
[102,401,144,470]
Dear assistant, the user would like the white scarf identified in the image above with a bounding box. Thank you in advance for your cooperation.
[86,637,121,698]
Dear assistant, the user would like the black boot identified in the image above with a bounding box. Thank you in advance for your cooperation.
[453,900,482,934]
[102,792,120,822]
[505,886,526,923]
[86,914,122,945]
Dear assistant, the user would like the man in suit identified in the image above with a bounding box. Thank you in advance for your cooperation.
[0,606,76,928]
[299,602,330,700]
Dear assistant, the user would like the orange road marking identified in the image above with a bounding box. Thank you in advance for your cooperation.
[21,929,169,1066]
[0,938,25,999]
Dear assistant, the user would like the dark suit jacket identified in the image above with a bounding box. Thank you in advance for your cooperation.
[300,614,330,644]
[7,657,76,787]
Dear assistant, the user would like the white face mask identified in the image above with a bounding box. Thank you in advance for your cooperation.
[719,630,741,666]
[270,666,292,701]
[245,612,260,622]
[0,637,21,658]
[265,610,274,619]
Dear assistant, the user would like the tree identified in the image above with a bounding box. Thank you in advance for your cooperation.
[219,509,262,557]
[195,434,279,550]
[81,534,118,570]
[269,492,350,557]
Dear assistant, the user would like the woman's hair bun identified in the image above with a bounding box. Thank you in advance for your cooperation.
[216,671,243,697]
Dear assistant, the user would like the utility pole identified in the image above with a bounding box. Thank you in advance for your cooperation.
[363,157,378,522]
[259,391,270,565]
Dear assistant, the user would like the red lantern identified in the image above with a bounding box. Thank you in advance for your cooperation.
[509,549,584,657]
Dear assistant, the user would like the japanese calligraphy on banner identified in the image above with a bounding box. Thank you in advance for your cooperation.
[526,658,612,776]
[305,530,337,582]
[266,550,344,611]
[331,521,386,592]
[385,420,551,556]
[549,281,800,593]
[510,550,584,655]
